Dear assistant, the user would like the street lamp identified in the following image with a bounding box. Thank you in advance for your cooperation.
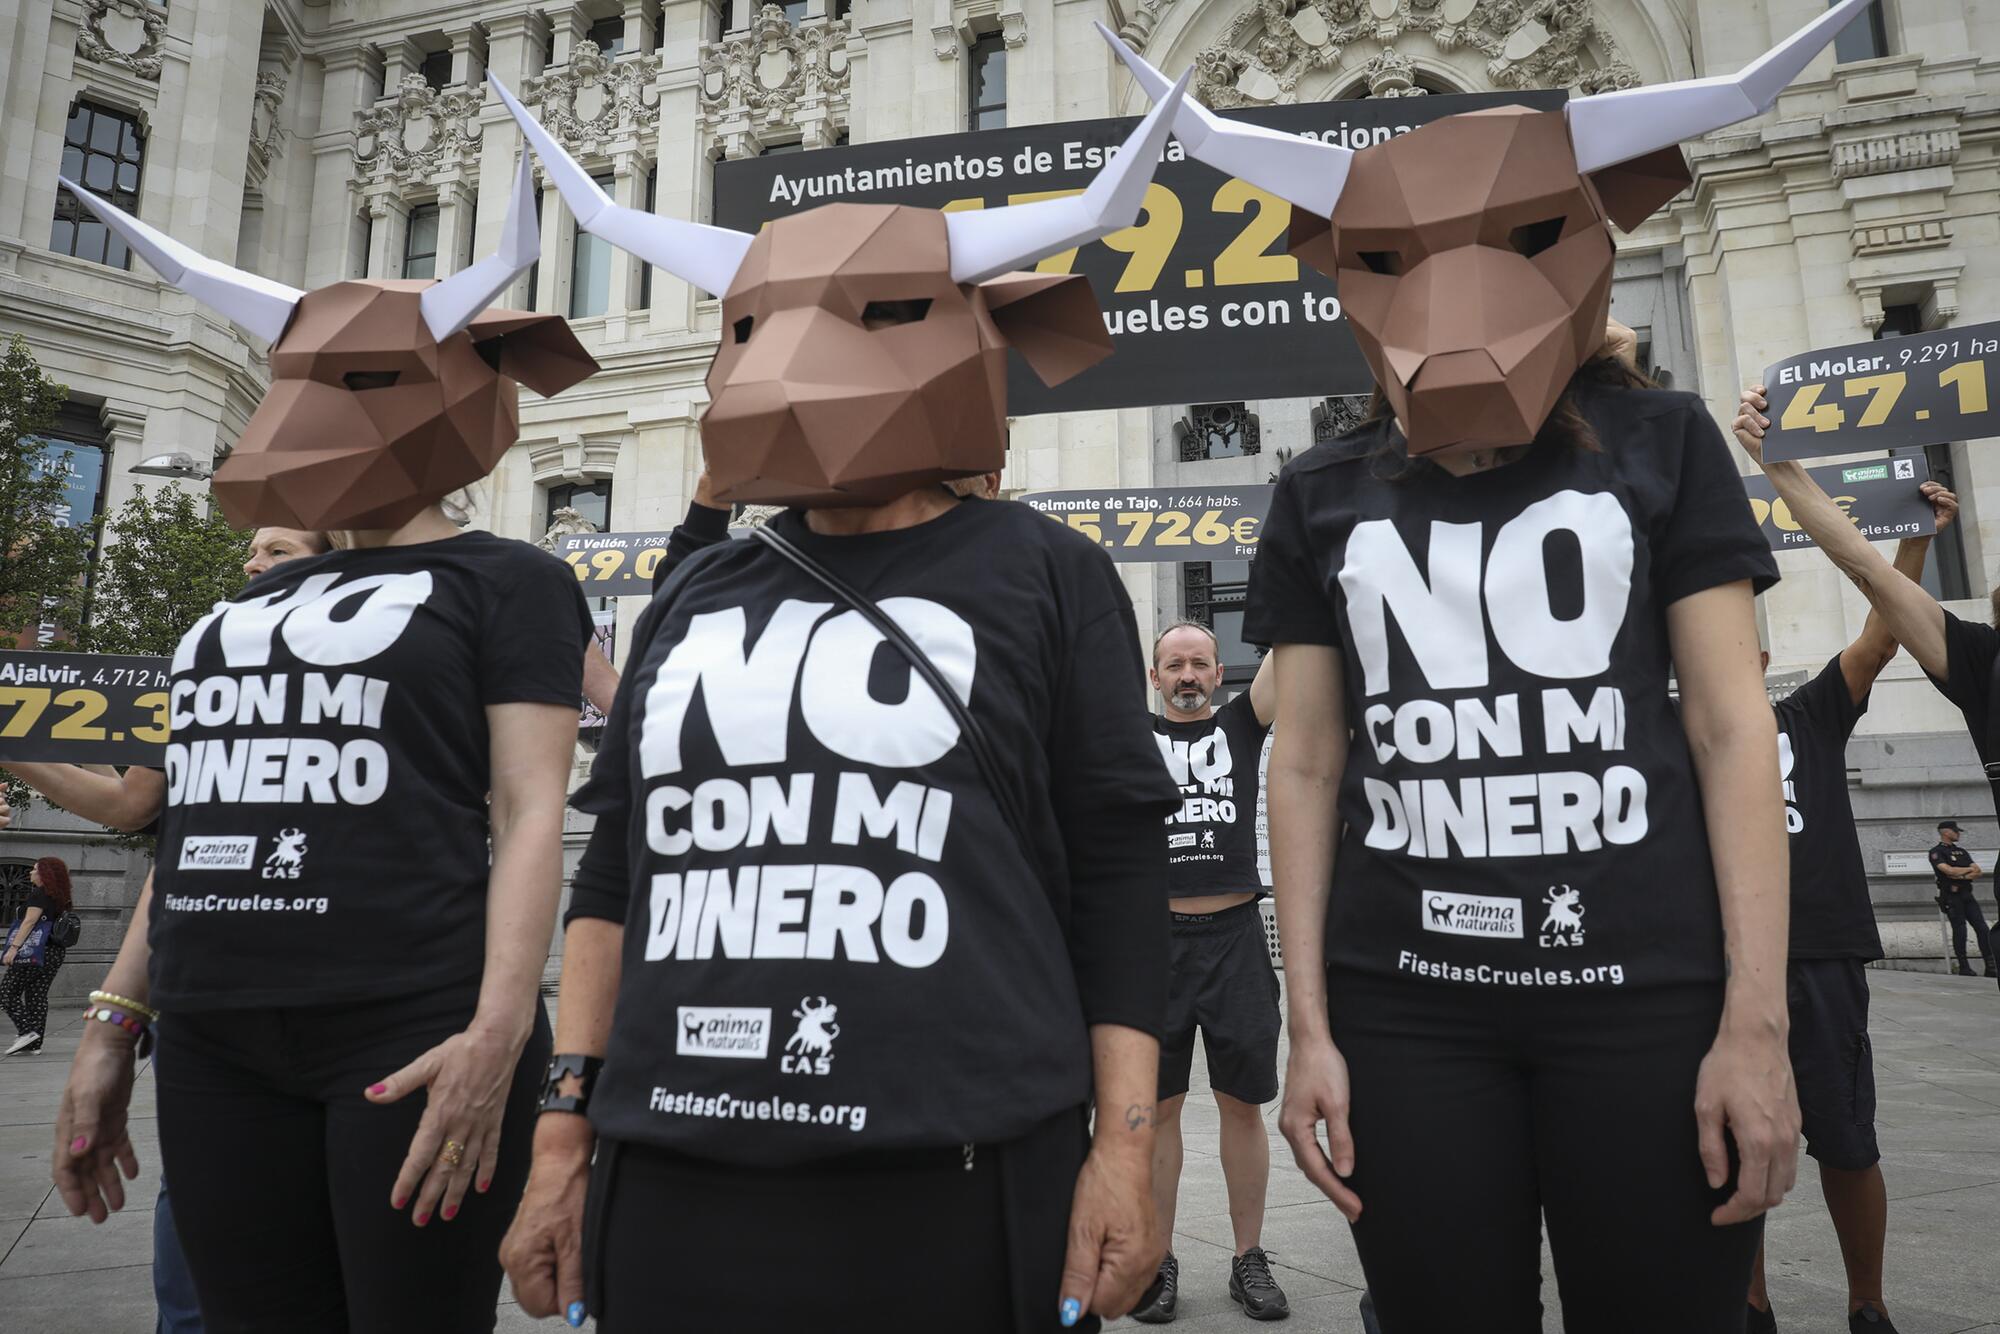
[128,451,213,480]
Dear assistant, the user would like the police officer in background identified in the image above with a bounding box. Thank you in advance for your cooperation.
[1929,821,1994,977]
[1136,625,1287,1324]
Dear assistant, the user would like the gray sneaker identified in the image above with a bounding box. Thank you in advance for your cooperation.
[1229,1247,1290,1321]
[1132,1252,1179,1324]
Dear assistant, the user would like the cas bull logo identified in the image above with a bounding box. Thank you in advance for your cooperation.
[782,996,840,1076]
[1540,885,1585,947]
[262,828,308,880]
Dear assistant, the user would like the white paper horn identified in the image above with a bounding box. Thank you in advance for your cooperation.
[57,177,305,345]
[1096,22,1353,221]
[945,68,1192,285]
[419,154,541,341]
[1568,0,1873,173]
[489,73,753,298]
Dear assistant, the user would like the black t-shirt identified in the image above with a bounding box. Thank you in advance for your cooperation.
[569,499,1178,1163]
[1925,610,2000,814]
[1155,692,1269,897]
[1244,384,1778,991]
[1772,658,1881,960]
[150,531,590,1010]
[1930,841,1976,894]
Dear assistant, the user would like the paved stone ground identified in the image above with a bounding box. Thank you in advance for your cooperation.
[2,969,1996,1332]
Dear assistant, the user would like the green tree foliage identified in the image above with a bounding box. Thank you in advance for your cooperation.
[80,486,250,656]
[0,335,86,817]
[0,334,89,645]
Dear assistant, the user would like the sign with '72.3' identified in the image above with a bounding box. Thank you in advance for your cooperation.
[1760,321,2000,463]
[0,651,172,765]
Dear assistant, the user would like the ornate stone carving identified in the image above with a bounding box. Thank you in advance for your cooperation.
[1832,127,1961,179]
[523,40,660,154]
[352,73,484,188]
[537,507,599,551]
[1181,0,1638,108]
[1356,47,1424,95]
[699,6,852,144]
[76,0,168,82]
[248,72,288,177]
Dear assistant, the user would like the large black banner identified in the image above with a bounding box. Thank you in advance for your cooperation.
[1760,321,2000,463]
[713,91,1563,415]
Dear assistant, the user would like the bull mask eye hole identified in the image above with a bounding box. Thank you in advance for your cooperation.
[342,370,401,391]
[860,298,933,329]
[732,315,755,344]
[1507,216,1566,258]
[1357,250,1402,276]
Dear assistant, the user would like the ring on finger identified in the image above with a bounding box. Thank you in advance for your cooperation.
[438,1139,466,1168]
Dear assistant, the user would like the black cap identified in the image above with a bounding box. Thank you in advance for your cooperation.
[1939,820,1963,832]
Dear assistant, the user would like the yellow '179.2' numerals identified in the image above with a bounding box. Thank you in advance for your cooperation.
[1781,360,1990,433]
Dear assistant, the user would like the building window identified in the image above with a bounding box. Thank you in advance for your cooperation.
[1183,561,1258,687]
[587,15,626,54]
[1833,0,1891,63]
[419,48,453,89]
[570,173,615,317]
[403,204,440,279]
[0,863,33,935]
[528,187,544,306]
[1877,303,1970,600]
[547,479,612,533]
[639,167,658,308]
[760,141,803,156]
[1176,402,1260,460]
[51,100,145,269]
[969,33,1006,130]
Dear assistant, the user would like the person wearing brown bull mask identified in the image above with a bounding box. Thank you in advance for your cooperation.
[492,73,1192,1334]
[46,156,601,1334]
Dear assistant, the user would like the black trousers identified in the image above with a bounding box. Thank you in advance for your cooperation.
[586,1107,1092,1334]
[1943,890,1994,970]
[154,984,551,1334]
[1328,970,1761,1334]
[0,943,64,1039]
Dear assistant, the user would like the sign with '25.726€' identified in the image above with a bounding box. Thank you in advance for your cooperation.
[1021,487,1272,562]
[1760,320,2000,463]
[0,651,172,765]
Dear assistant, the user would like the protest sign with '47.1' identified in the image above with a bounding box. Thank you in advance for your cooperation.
[1760,321,2000,463]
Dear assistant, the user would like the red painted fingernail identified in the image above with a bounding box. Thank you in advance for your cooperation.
[367,1083,387,1095]
[476,1179,491,1194]
[70,1135,88,1153]
[442,1205,457,1220]
[392,1196,406,1209]
[414,1211,430,1226]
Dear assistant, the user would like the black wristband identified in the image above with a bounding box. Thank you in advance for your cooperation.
[538,1052,605,1116]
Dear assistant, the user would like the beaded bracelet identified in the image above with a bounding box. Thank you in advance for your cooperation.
[82,1002,155,1058]
[88,990,159,1024]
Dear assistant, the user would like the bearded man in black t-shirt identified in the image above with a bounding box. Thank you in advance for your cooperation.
[1132,623,1286,1324]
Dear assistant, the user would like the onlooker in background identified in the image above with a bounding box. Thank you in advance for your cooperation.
[3,857,75,1055]
[1929,821,1993,978]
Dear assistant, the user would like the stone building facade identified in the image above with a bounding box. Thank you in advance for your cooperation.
[1,0,1995,987]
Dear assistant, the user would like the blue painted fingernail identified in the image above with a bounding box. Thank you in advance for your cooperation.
[1060,1296,1081,1327]
[567,1300,586,1327]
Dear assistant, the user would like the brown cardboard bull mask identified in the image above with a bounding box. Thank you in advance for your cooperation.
[58,159,598,529]
[493,72,1189,507]
[1101,0,1875,456]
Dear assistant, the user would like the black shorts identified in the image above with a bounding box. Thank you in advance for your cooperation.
[1788,957,1879,1171]
[1159,899,1281,1104]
